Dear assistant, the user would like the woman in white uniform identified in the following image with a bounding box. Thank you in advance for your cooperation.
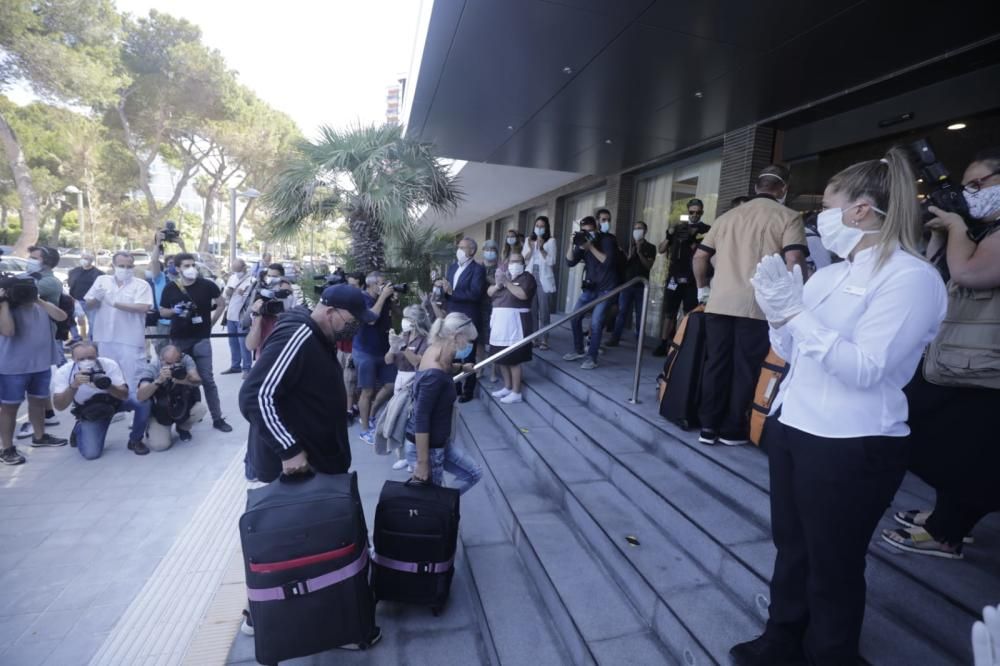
[730,147,948,666]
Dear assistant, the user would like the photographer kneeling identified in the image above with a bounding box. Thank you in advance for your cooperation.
[136,345,206,452]
[52,342,151,460]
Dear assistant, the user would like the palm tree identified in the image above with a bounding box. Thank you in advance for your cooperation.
[264,123,461,273]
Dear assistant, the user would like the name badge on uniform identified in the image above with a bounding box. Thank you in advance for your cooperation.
[192,315,204,324]
[843,285,867,297]
[667,277,678,291]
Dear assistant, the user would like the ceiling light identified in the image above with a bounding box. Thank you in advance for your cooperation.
[604,139,613,144]
[562,66,573,75]
[507,125,514,131]
[694,91,704,99]
[947,122,967,131]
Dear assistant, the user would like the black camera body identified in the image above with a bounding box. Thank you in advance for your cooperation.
[161,220,180,243]
[170,363,188,381]
[0,273,39,307]
[79,369,112,390]
[391,283,409,294]
[573,230,596,247]
[908,139,976,226]
[313,272,345,296]
[173,301,196,319]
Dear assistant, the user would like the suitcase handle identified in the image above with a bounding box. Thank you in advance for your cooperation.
[404,477,432,488]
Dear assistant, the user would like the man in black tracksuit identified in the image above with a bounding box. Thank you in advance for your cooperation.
[239,285,376,481]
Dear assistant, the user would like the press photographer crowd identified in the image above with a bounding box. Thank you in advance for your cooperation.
[2,142,999,665]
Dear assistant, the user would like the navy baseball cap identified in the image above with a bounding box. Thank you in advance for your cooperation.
[320,285,377,323]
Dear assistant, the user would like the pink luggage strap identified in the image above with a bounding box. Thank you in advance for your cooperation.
[371,550,454,574]
[247,549,369,602]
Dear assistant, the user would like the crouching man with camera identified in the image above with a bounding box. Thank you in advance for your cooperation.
[52,342,152,460]
[136,345,206,452]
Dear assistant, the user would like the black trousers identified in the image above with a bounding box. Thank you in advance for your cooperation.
[905,370,1000,545]
[455,345,477,399]
[698,313,769,437]
[763,417,908,665]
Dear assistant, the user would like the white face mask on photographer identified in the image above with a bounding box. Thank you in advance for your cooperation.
[632,229,645,241]
[817,203,883,258]
[599,221,611,233]
[115,267,133,282]
[26,258,42,273]
[964,184,1000,220]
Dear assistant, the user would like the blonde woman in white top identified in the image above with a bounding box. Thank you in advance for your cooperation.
[730,147,947,666]
[523,215,557,349]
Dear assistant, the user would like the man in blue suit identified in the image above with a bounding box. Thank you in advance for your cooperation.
[436,237,487,402]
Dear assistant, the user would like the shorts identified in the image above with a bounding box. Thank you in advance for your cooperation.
[663,280,698,318]
[352,350,397,390]
[0,369,53,404]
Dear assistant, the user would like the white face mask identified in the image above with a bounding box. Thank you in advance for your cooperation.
[114,267,133,281]
[77,359,97,372]
[508,263,525,278]
[456,248,468,263]
[963,184,1000,220]
[400,319,414,333]
[26,258,42,273]
[817,204,882,258]
[181,266,198,280]
[534,226,546,236]
[80,259,93,268]
[599,221,610,233]
[506,237,517,246]
[632,229,645,241]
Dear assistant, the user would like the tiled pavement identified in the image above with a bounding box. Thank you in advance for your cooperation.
[0,339,250,666]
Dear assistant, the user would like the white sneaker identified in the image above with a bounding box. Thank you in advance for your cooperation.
[15,423,32,440]
[580,358,598,370]
[491,387,511,398]
[44,414,59,427]
[719,437,750,447]
[240,610,254,636]
[392,459,408,470]
[500,392,523,404]
[563,351,586,361]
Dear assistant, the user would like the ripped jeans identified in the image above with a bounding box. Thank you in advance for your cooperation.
[404,440,483,495]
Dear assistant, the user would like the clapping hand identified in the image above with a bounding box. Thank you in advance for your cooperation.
[387,330,405,352]
[495,268,508,286]
[750,254,804,325]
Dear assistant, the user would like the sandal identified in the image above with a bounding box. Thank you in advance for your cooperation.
[893,510,974,544]
[881,527,963,559]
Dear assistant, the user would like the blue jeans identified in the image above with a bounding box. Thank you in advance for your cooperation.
[612,282,645,341]
[570,289,613,361]
[73,398,151,460]
[226,320,252,371]
[405,441,483,495]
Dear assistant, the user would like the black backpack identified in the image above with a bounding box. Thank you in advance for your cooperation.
[55,292,77,341]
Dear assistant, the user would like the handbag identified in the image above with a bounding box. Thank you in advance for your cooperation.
[749,348,790,446]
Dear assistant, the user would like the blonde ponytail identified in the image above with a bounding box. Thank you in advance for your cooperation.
[827,146,924,271]
[429,312,478,346]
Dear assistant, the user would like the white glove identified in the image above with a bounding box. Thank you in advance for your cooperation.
[750,254,804,324]
[973,604,1000,666]
[387,330,405,353]
[697,286,710,304]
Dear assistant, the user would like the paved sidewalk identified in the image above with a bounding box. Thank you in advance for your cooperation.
[0,339,249,666]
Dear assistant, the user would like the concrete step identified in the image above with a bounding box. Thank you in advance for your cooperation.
[455,414,671,665]
[520,354,992,663]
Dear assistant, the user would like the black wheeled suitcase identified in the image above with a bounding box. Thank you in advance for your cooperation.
[370,479,460,615]
[659,307,707,429]
[240,471,377,665]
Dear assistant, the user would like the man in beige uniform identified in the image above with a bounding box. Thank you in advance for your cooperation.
[692,165,807,446]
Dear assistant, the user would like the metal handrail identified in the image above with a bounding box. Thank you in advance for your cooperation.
[452,276,650,404]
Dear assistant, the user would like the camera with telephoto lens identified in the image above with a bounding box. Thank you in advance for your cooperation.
[258,287,292,316]
[169,364,188,381]
[79,369,112,390]
[391,283,409,294]
[161,220,180,243]
[0,273,39,307]
[313,271,345,296]
[907,139,984,230]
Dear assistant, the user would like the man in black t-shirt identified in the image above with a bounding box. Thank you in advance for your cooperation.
[563,215,620,369]
[159,253,231,432]
[67,251,102,340]
[609,220,656,346]
[652,198,712,356]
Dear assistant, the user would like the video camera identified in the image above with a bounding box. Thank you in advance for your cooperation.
[0,273,39,308]
[257,283,292,316]
[313,270,345,296]
[161,220,181,243]
[908,139,977,227]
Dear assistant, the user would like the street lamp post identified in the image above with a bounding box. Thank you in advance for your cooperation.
[229,187,260,267]
[64,185,83,250]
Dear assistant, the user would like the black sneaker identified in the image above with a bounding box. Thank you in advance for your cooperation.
[127,440,150,455]
[337,627,382,651]
[605,338,620,348]
[0,447,26,465]
[220,367,242,375]
[31,434,68,448]
[70,429,78,447]
[651,341,669,357]
[697,429,718,445]
[730,633,806,666]
[177,428,193,442]
[213,418,233,433]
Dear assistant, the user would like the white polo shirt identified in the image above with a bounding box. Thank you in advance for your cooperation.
[84,275,153,348]
[225,273,253,322]
[770,245,947,438]
[52,357,126,406]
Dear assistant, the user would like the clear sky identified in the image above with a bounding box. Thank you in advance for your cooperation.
[113,0,424,138]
